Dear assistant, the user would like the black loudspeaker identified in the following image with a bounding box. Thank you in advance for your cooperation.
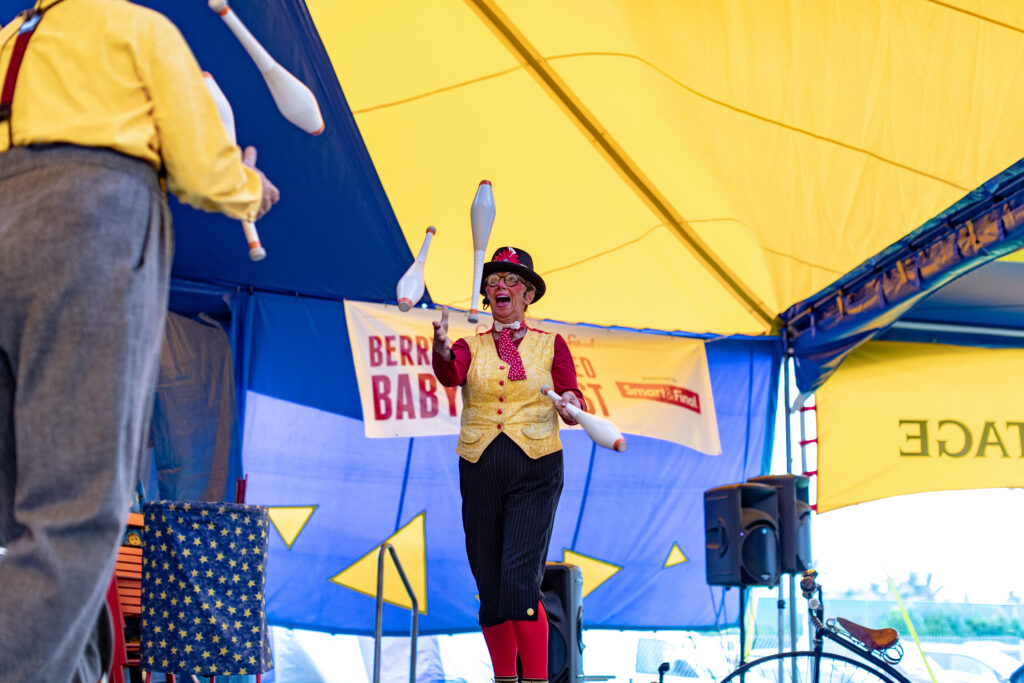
[521,562,583,683]
[749,474,812,574]
[703,483,780,586]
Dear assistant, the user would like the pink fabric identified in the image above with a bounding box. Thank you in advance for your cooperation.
[496,327,527,380]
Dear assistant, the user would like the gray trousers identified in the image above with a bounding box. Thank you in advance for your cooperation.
[0,146,172,682]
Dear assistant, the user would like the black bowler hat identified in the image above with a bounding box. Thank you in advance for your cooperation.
[480,246,546,302]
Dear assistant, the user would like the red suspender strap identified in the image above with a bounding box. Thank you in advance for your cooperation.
[0,12,42,123]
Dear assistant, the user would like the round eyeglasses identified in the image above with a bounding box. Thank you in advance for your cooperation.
[485,272,522,288]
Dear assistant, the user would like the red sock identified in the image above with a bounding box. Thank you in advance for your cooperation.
[512,599,548,680]
[481,620,518,678]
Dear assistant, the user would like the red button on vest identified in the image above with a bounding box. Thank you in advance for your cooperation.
[497,424,503,429]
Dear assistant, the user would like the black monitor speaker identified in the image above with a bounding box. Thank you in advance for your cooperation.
[703,483,780,586]
[517,562,583,683]
[748,474,812,574]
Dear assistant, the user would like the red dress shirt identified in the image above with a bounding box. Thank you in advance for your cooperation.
[433,328,587,412]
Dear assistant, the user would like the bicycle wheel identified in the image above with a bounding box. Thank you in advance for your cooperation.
[720,651,904,683]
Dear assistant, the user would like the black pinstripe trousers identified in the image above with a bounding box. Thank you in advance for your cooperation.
[460,432,564,627]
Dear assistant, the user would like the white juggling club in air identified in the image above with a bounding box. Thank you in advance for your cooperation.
[208,0,325,136]
[541,385,627,452]
[203,72,266,262]
[396,226,436,312]
[468,180,494,323]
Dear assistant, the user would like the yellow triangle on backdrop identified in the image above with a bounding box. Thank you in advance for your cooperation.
[267,506,317,549]
[664,543,688,568]
[330,512,427,614]
[562,549,621,600]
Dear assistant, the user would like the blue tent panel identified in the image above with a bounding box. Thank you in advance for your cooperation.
[143,0,416,304]
[244,294,363,420]
[240,292,780,634]
[881,260,1024,348]
[0,0,788,636]
[0,0,418,304]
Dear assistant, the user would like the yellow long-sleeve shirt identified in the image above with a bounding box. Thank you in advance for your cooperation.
[0,0,262,221]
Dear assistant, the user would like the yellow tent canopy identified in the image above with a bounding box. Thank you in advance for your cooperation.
[307,0,1024,335]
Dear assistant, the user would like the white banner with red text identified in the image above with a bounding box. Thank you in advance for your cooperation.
[343,301,721,454]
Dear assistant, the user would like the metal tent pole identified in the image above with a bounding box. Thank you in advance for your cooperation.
[783,337,798,678]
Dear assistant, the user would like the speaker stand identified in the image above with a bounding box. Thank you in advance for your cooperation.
[738,587,746,666]
[777,582,785,657]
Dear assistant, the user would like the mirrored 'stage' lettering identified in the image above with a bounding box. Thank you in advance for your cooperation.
[898,419,1024,458]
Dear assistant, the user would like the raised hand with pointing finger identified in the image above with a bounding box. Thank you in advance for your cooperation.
[432,307,452,360]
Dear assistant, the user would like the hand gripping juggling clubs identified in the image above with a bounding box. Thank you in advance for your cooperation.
[468,180,494,323]
[396,226,436,312]
[203,72,266,261]
[541,385,627,452]
[208,0,325,136]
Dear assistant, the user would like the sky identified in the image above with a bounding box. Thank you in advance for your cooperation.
[811,487,1024,604]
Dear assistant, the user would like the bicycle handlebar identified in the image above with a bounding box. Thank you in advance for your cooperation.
[799,569,819,598]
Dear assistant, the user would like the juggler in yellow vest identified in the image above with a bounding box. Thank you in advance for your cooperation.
[457,330,561,462]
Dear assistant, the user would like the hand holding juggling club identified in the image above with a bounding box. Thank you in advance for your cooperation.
[396,226,436,311]
[468,180,494,323]
[541,385,627,452]
[203,72,266,261]
[207,0,325,136]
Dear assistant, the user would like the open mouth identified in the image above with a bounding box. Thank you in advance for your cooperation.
[495,294,511,306]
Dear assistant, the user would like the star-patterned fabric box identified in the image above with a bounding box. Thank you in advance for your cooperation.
[140,501,273,676]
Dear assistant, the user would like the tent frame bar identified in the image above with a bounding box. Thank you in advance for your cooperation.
[466,0,775,328]
[890,320,1024,339]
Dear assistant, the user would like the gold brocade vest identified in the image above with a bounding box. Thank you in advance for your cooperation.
[457,329,562,462]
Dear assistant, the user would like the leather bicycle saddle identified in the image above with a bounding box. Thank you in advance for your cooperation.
[837,617,899,650]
